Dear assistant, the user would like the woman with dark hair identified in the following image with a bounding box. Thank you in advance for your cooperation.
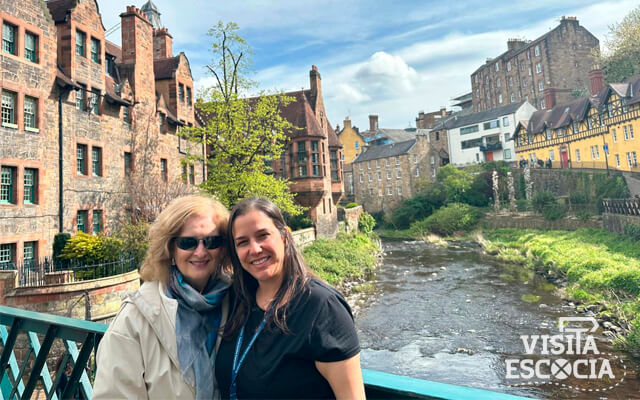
[216,197,365,399]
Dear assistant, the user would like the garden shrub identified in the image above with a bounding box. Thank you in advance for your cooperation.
[60,232,124,264]
[53,233,71,268]
[391,184,445,228]
[286,212,314,231]
[623,223,640,241]
[345,202,358,209]
[516,199,531,212]
[113,222,150,266]
[542,203,566,221]
[531,190,556,213]
[358,211,376,234]
[411,203,480,237]
[569,191,589,204]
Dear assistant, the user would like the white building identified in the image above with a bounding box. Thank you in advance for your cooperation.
[445,102,537,165]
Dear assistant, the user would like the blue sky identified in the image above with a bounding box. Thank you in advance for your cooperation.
[98,0,638,129]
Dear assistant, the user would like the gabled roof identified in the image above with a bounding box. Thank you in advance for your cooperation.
[326,118,341,148]
[362,128,415,144]
[47,0,77,22]
[153,56,181,79]
[353,139,416,163]
[279,90,326,138]
[105,40,122,63]
[448,102,525,129]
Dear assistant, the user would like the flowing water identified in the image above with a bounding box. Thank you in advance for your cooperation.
[356,239,640,399]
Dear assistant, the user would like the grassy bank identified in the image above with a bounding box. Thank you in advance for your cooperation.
[303,232,381,286]
[482,228,640,354]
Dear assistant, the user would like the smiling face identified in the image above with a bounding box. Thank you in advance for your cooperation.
[173,212,224,292]
[232,209,286,288]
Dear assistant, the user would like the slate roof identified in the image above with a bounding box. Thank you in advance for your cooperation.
[153,56,181,79]
[352,139,416,163]
[105,41,122,63]
[104,76,131,106]
[447,102,525,129]
[361,128,415,143]
[279,90,326,138]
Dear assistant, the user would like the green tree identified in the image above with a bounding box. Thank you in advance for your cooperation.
[595,6,640,83]
[436,164,473,203]
[183,22,301,214]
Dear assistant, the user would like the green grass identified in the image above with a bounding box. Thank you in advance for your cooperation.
[303,233,380,286]
[483,228,640,353]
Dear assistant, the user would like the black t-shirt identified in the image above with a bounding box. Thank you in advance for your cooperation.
[215,278,360,399]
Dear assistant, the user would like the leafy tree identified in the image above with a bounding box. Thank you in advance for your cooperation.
[436,164,473,203]
[595,6,640,83]
[183,21,301,215]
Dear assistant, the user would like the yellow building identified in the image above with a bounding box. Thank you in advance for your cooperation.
[337,117,366,164]
[513,76,640,172]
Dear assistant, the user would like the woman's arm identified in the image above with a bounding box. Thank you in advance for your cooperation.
[315,353,366,400]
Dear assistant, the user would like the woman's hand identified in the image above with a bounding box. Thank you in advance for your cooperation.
[315,353,366,400]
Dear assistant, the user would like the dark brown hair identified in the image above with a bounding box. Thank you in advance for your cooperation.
[224,197,312,336]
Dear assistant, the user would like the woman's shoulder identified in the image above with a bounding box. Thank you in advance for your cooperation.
[300,278,349,311]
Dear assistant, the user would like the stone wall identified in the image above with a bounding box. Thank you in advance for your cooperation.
[481,213,602,230]
[510,168,634,198]
[0,270,140,321]
[291,227,316,248]
[602,213,640,234]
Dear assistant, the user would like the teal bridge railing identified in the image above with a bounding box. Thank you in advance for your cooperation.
[0,305,534,400]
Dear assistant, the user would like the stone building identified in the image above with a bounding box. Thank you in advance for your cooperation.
[513,69,640,172]
[352,134,433,214]
[336,117,364,202]
[471,16,599,113]
[416,108,450,130]
[0,0,204,264]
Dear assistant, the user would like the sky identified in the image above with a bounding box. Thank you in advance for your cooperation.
[97,0,638,130]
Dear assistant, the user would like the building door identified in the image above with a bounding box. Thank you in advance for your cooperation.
[560,147,568,168]
[486,151,494,162]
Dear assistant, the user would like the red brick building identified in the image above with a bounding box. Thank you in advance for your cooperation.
[0,0,203,264]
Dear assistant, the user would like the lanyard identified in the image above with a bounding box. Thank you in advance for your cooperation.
[230,316,267,400]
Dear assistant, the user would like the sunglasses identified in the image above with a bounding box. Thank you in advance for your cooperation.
[174,235,225,251]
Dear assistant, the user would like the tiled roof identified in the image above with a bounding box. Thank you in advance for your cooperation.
[105,41,122,63]
[46,0,77,22]
[327,118,341,147]
[353,139,416,163]
[447,102,525,129]
[279,90,325,138]
[104,76,131,106]
[153,57,180,79]
[54,67,79,89]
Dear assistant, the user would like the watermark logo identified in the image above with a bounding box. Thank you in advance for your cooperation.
[505,317,627,392]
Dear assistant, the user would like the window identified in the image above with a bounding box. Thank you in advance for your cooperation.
[576,149,581,162]
[106,55,115,77]
[386,170,391,180]
[377,171,382,181]
[504,149,511,159]
[367,173,372,182]
[124,152,132,175]
[395,156,400,166]
[498,94,503,104]
[25,32,37,62]
[510,93,515,103]
[2,90,16,126]
[23,242,36,266]
[387,186,392,195]
[187,87,192,107]
[538,81,544,92]
[76,30,86,56]
[615,154,620,167]
[435,132,440,141]
[1,167,16,204]
[396,169,402,179]
[92,210,102,234]
[507,61,511,72]
[528,67,532,76]
[504,133,510,142]
[0,243,15,268]
[545,129,552,140]
[460,125,479,135]
[378,187,383,197]
[77,144,87,175]
[359,174,363,183]
[24,96,38,131]
[385,158,390,167]
[358,163,362,171]
[90,90,99,114]
[77,210,88,233]
[181,164,187,183]
[495,63,499,72]
[523,77,528,87]
[503,117,509,127]
[595,146,600,159]
[534,45,540,57]
[590,146,596,159]
[536,63,542,74]
[355,141,359,150]
[2,23,16,55]
[541,98,546,110]
[430,155,435,165]
[311,141,320,177]
[483,120,500,130]
[23,168,37,204]
[508,76,513,87]
[549,150,554,161]
[189,165,195,184]
[297,165,307,177]
[397,186,403,196]
[572,121,579,134]
[461,138,483,149]
[624,126,629,140]
[633,152,638,166]
[496,78,501,88]
[375,160,380,168]
[179,84,185,103]
[627,152,633,167]
[76,85,86,111]
[612,128,617,142]
[367,161,371,170]
[91,37,100,63]
[629,125,635,139]
[123,106,131,124]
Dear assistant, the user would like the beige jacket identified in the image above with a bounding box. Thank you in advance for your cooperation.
[93,280,228,399]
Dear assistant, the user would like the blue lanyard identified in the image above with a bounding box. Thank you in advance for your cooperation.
[230,316,267,400]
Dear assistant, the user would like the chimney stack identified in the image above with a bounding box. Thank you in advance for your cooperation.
[153,28,173,59]
[543,88,556,109]
[120,6,155,104]
[369,115,379,132]
[343,117,352,130]
[440,107,447,117]
[309,65,322,105]
[589,66,605,95]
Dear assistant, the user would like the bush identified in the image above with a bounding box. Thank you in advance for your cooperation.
[53,233,71,268]
[391,184,445,228]
[576,210,593,222]
[345,202,358,209]
[410,203,481,237]
[516,199,531,212]
[286,212,314,231]
[60,232,125,264]
[569,191,589,204]
[531,190,556,213]
[624,223,640,241]
[542,203,566,221]
[113,222,150,266]
[358,212,376,234]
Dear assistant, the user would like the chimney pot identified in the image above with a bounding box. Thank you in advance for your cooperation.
[369,115,379,132]
[589,66,605,95]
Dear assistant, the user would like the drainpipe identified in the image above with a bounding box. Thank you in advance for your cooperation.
[58,91,64,232]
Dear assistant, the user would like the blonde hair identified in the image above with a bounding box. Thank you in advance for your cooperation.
[140,194,229,284]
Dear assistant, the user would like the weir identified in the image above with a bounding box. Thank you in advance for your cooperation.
[0,305,534,400]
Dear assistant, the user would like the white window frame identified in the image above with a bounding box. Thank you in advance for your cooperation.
[536,63,542,74]
[615,154,620,167]
[534,45,540,57]
[576,149,581,162]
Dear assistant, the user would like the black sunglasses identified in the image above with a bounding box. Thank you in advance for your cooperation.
[174,235,225,251]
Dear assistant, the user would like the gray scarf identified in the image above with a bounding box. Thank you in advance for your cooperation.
[166,266,230,400]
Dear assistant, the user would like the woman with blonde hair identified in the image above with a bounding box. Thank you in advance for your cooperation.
[94,194,230,400]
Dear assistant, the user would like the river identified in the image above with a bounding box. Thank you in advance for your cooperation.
[355,239,640,399]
